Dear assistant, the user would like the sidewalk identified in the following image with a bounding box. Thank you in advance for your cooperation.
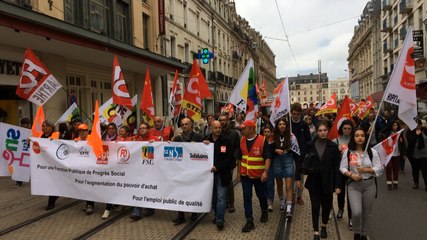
[289,187,353,240]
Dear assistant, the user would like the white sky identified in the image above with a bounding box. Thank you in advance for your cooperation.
[234,0,370,81]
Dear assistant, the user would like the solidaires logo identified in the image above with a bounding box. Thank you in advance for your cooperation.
[56,144,70,160]
[189,152,208,161]
[163,146,183,161]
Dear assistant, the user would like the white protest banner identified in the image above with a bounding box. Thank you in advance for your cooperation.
[0,123,31,181]
[30,139,213,212]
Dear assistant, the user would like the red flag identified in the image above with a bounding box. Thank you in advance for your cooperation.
[140,68,155,126]
[329,96,352,140]
[112,56,133,110]
[373,129,404,166]
[169,70,182,120]
[357,96,374,119]
[348,97,358,116]
[31,105,45,137]
[16,48,62,106]
[274,80,284,95]
[88,100,104,158]
[181,59,212,121]
[315,93,337,116]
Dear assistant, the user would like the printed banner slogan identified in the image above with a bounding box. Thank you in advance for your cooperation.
[30,139,214,212]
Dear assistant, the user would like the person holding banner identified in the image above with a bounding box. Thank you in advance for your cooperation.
[74,123,96,215]
[37,120,60,210]
[204,120,234,230]
[103,123,118,141]
[268,118,296,217]
[236,120,272,233]
[379,120,406,190]
[295,121,341,240]
[172,118,204,225]
[339,127,383,240]
[64,117,82,140]
[150,116,174,141]
[406,119,427,191]
[117,126,133,141]
[14,117,31,188]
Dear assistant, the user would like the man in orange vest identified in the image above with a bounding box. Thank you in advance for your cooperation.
[236,120,272,233]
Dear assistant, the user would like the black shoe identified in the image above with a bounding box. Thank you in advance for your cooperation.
[172,217,185,225]
[260,210,268,222]
[348,219,353,230]
[190,213,198,221]
[228,204,235,213]
[393,183,398,189]
[387,184,392,191]
[425,186,427,192]
[45,204,55,211]
[361,236,368,240]
[413,183,419,189]
[212,217,216,224]
[354,233,361,240]
[242,218,255,232]
[144,209,155,217]
[313,234,320,240]
[337,210,343,219]
[216,221,224,230]
[320,226,327,238]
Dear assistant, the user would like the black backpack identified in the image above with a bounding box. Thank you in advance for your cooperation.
[346,148,378,198]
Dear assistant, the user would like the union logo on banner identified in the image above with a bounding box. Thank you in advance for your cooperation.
[96,145,110,165]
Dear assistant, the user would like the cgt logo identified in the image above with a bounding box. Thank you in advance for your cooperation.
[141,146,154,165]
[164,146,183,161]
[97,145,109,165]
[32,141,41,154]
[117,146,130,163]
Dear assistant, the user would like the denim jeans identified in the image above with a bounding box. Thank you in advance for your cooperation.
[241,176,268,219]
[267,153,294,201]
[212,173,227,223]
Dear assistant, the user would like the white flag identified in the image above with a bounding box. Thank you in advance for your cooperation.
[290,134,300,155]
[270,77,290,126]
[56,103,79,124]
[112,95,137,128]
[229,59,253,112]
[372,129,403,166]
[383,26,417,130]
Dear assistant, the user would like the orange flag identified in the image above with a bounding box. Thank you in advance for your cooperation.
[87,100,103,158]
[357,96,374,119]
[329,96,353,140]
[112,56,133,110]
[315,93,337,116]
[181,59,212,121]
[31,105,45,137]
[140,67,155,126]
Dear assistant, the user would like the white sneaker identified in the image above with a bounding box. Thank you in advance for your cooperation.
[286,205,292,217]
[102,210,110,219]
[280,200,285,212]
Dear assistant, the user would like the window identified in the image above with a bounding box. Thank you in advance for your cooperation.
[64,0,131,43]
[170,36,176,58]
[183,2,188,28]
[142,14,150,49]
[184,43,189,63]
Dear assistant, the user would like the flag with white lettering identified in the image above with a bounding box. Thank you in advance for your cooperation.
[16,48,62,105]
[229,59,253,112]
[383,27,417,130]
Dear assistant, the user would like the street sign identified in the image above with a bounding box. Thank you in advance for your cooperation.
[413,30,424,59]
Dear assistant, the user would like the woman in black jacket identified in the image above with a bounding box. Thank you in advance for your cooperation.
[296,121,342,240]
[406,119,427,190]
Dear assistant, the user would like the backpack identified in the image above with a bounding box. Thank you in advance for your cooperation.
[346,148,378,198]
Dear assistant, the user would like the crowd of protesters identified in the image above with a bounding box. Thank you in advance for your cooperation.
[11,100,427,240]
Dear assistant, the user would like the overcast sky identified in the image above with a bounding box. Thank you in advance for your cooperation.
[234,0,370,81]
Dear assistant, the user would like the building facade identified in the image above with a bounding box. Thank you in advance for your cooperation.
[0,0,276,126]
[288,73,329,105]
[327,77,349,102]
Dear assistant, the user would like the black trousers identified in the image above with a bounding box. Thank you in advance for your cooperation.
[308,187,333,232]
[337,175,352,219]
[409,157,427,186]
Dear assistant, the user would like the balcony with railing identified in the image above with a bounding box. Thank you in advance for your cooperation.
[399,0,413,14]
[382,18,392,32]
[382,0,392,11]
